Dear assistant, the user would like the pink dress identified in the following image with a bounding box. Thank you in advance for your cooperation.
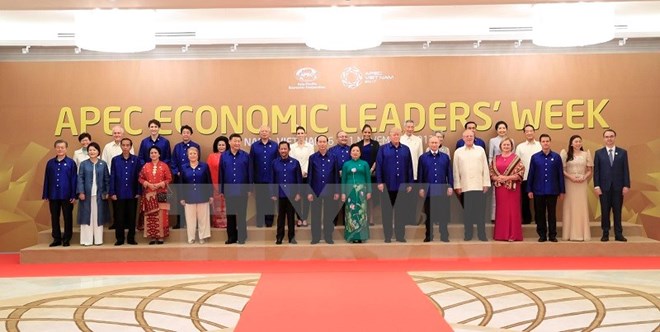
[490,155,524,241]
[207,152,227,228]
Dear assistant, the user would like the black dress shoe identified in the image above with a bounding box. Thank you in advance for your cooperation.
[311,240,320,244]
[49,241,62,247]
[127,240,138,245]
[478,237,488,242]
[237,240,245,245]
[423,238,431,242]
[109,225,116,230]
[149,240,156,245]
[464,237,473,241]
[156,240,164,245]
[601,235,609,242]
[114,241,124,246]
[325,239,334,244]
[538,238,547,242]
[384,239,391,243]
[615,236,628,242]
[396,239,407,243]
[275,240,283,245]
[62,241,70,247]
[289,239,297,244]
[440,238,450,243]
[549,238,558,242]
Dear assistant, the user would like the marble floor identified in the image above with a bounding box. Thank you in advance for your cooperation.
[0,274,258,332]
[0,270,658,332]
[413,270,660,332]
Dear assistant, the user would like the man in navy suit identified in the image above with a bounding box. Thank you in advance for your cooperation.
[593,129,630,242]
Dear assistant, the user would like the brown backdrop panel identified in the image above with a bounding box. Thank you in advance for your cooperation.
[0,53,658,251]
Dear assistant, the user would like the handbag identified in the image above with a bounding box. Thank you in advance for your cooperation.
[156,192,168,203]
[156,186,172,203]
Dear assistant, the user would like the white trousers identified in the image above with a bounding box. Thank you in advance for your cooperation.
[80,195,104,245]
[185,203,211,242]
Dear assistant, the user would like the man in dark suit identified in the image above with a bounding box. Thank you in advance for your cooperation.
[593,129,630,242]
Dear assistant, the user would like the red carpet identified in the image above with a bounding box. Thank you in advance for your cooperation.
[235,271,452,332]
[1,254,659,277]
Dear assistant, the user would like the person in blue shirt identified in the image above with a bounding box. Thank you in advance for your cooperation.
[138,119,172,166]
[455,121,487,150]
[221,133,253,244]
[179,146,213,244]
[170,125,201,229]
[376,127,414,243]
[307,135,341,244]
[43,139,78,247]
[270,141,303,245]
[329,131,351,226]
[77,142,110,246]
[418,135,454,242]
[109,138,142,246]
[249,125,278,228]
[527,134,565,242]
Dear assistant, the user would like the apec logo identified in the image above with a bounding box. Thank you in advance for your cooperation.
[296,67,318,83]
[341,66,394,89]
[289,67,325,90]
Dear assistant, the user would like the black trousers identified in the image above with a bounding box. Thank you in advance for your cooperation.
[424,195,450,241]
[255,185,275,227]
[226,195,248,243]
[534,194,558,239]
[310,196,337,242]
[599,189,624,236]
[382,191,407,241]
[295,177,310,222]
[114,198,137,242]
[49,199,73,242]
[463,191,487,240]
[277,197,296,241]
[521,180,532,224]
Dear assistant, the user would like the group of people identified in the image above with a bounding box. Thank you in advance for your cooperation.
[43,118,631,247]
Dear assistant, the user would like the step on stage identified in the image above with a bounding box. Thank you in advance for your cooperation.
[20,222,657,264]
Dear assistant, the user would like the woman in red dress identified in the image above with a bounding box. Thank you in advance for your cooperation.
[139,146,173,244]
[207,136,229,228]
[489,138,525,241]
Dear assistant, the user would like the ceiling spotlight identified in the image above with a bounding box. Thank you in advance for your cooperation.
[74,47,82,54]
[422,41,431,49]
[514,40,522,48]
[21,46,30,54]
[181,44,189,53]
[473,40,481,49]
[618,38,628,46]
[230,43,238,52]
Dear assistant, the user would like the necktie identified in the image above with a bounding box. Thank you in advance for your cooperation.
[608,149,614,166]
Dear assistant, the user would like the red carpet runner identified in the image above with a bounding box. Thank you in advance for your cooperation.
[235,271,452,332]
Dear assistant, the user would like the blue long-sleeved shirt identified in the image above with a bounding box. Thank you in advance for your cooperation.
[328,144,351,172]
[42,156,78,200]
[249,139,278,183]
[307,151,340,197]
[376,143,414,192]
[417,150,453,197]
[179,162,213,204]
[456,137,487,150]
[270,157,303,198]
[220,149,252,196]
[527,150,565,195]
[138,135,171,166]
[170,140,201,177]
[109,154,142,199]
